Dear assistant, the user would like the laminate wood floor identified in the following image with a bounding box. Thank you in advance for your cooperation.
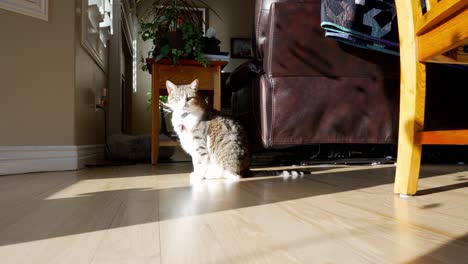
[0,162,467,264]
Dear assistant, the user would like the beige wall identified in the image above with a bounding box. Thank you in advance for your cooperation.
[0,0,106,146]
[132,0,254,135]
[74,0,107,145]
[0,0,76,145]
[74,40,107,145]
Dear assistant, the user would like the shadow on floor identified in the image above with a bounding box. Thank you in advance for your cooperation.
[404,232,468,264]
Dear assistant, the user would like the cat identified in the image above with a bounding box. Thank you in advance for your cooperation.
[166,79,251,182]
[165,79,305,182]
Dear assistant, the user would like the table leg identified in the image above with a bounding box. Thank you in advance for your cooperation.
[151,65,160,165]
[212,65,221,111]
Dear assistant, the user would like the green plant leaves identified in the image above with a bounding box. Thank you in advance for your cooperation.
[137,0,214,71]
[158,44,171,58]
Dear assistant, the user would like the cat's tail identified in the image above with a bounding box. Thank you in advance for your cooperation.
[248,168,308,179]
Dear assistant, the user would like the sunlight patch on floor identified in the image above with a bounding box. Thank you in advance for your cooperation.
[45,167,193,200]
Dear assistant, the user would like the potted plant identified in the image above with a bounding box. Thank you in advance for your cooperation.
[137,0,220,71]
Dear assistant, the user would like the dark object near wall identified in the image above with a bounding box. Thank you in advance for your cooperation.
[203,36,221,53]
[106,134,175,162]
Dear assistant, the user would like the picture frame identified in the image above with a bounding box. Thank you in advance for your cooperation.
[230,38,253,59]
[0,0,48,21]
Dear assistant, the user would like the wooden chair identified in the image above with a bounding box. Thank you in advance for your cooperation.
[393,0,468,195]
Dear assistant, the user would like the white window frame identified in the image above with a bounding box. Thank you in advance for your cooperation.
[0,0,48,21]
[81,0,113,71]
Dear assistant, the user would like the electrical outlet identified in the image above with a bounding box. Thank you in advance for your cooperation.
[94,95,101,112]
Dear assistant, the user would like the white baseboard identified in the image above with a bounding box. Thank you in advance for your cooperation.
[0,145,105,175]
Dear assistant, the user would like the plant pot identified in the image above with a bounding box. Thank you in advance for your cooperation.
[165,31,185,50]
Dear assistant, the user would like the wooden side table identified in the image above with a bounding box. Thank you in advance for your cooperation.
[149,59,228,164]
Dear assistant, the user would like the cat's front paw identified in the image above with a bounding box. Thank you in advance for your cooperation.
[223,172,241,182]
[189,172,205,184]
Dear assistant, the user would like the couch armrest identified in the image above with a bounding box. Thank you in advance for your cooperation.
[255,0,321,59]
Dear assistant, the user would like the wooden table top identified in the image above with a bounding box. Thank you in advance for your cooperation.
[146,58,228,67]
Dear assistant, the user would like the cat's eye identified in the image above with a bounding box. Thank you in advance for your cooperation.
[185,96,196,102]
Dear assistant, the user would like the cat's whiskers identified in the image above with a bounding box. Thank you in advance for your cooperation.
[159,102,172,114]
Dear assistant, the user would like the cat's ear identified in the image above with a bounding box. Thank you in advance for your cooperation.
[190,79,199,91]
[166,80,176,94]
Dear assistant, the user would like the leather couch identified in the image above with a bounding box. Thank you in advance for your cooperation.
[227,0,401,151]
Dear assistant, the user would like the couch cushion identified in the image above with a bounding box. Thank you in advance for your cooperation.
[259,75,399,147]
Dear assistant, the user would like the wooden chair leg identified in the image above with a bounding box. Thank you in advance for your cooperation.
[394,130,422,195]
[393,0,428,195]
[394,61,427,195]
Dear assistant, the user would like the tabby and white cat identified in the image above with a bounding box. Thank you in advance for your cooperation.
[166,79,251,182]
